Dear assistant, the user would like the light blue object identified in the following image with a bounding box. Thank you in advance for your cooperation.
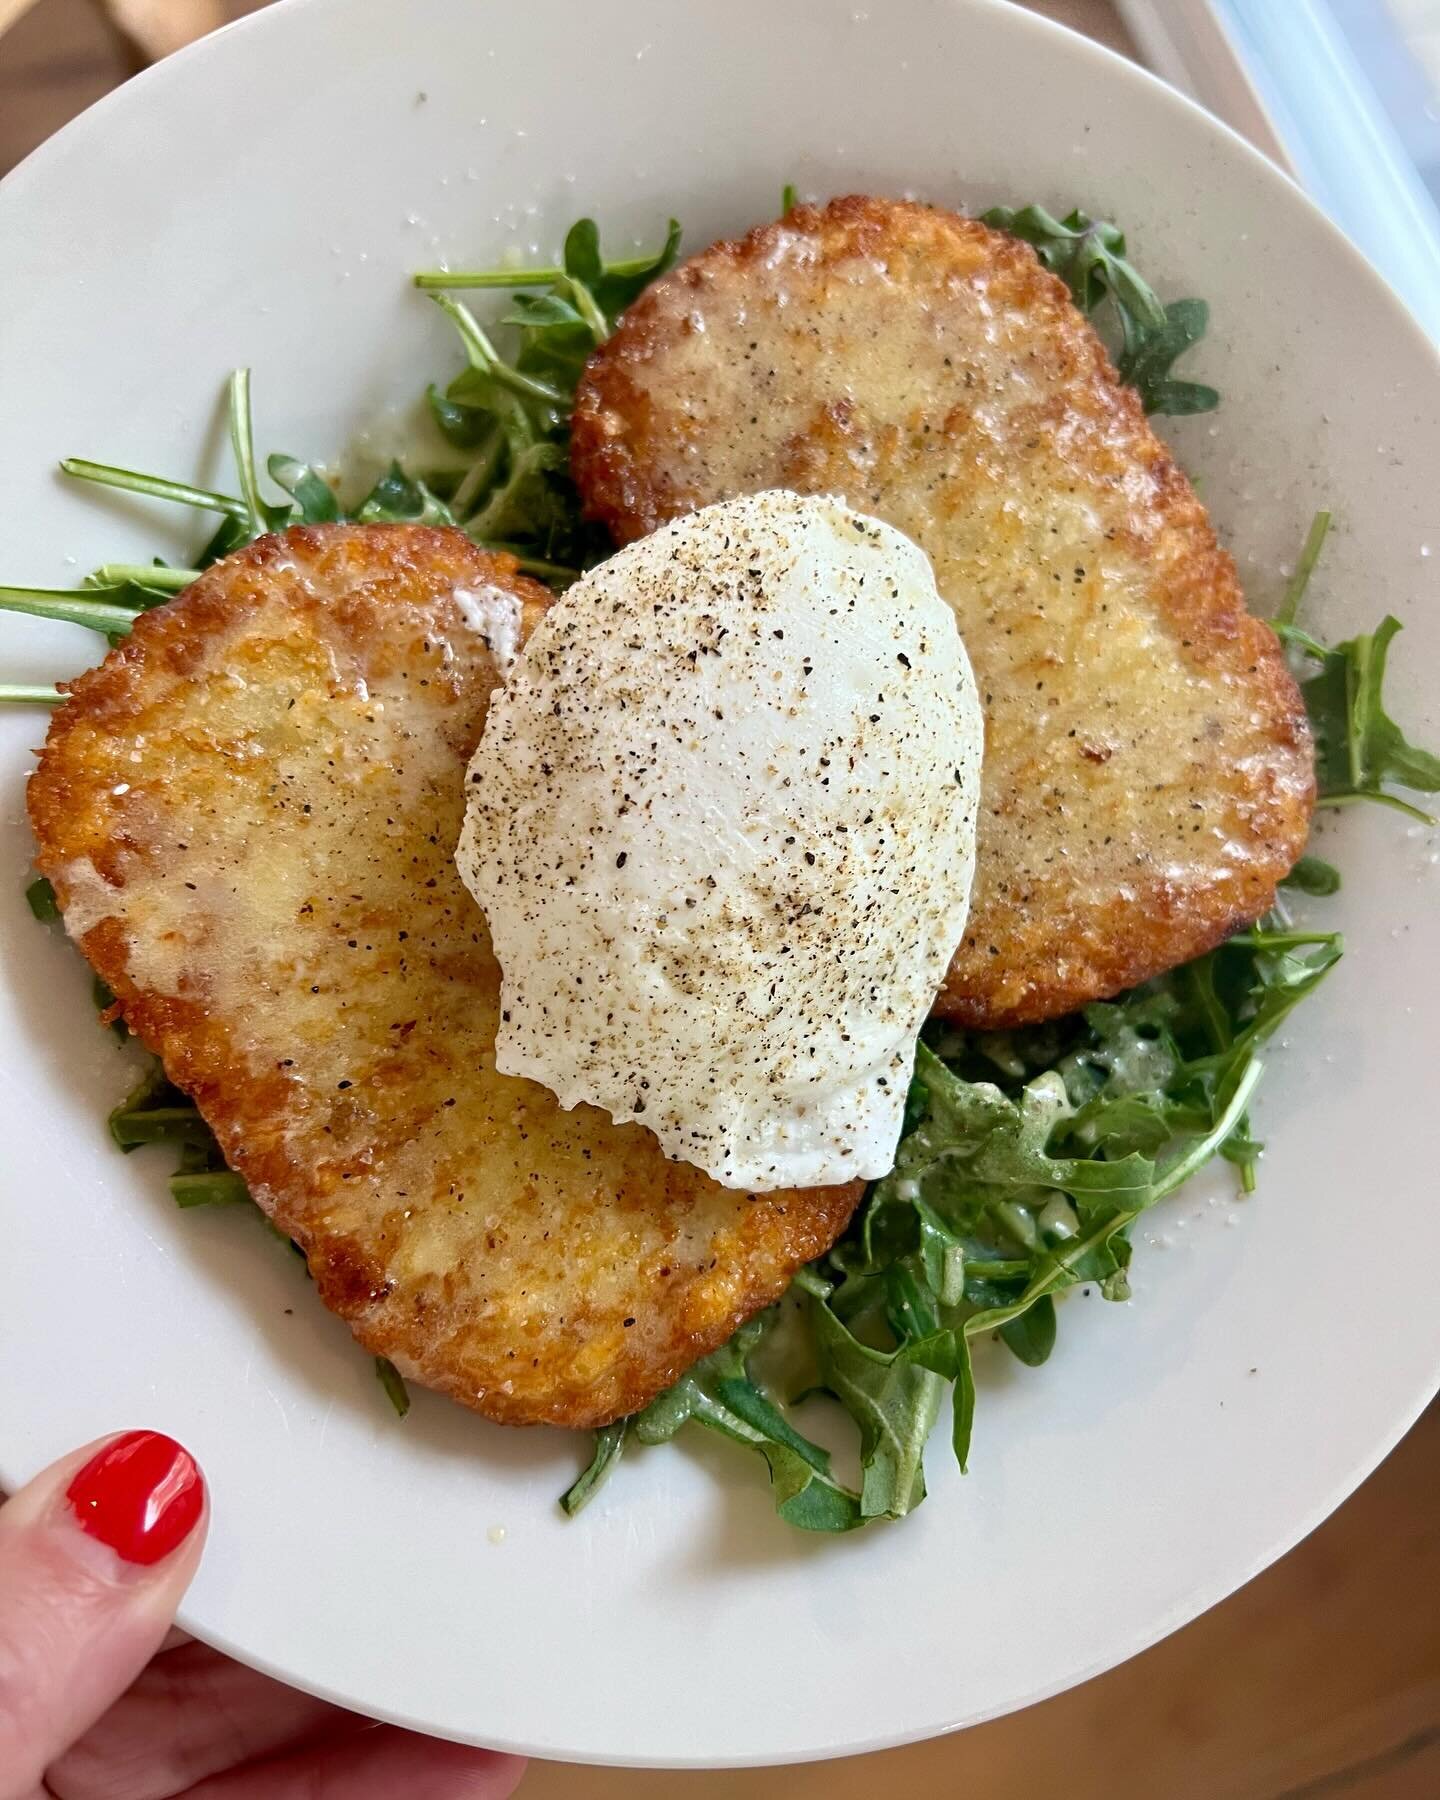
[1216,0,1440,341]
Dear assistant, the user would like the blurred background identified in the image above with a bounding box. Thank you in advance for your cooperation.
[2,1,1437,1795]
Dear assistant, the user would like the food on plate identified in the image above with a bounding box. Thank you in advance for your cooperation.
[24,522,862,1428]
[570,196,1316,1027]
[458,489,983,1191]
[5,195,1437,1531]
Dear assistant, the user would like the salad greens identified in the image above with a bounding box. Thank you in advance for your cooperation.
[4,200,1437,1531]
[979,204,1221,416]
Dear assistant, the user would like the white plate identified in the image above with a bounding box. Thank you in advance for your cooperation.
[2,0,1438,1770]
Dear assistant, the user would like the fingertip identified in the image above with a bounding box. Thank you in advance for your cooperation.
[0,1430,209,1794]
[65,1430,206,1569]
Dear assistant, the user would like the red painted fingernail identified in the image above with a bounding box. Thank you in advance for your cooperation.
[66,1431,204,1567]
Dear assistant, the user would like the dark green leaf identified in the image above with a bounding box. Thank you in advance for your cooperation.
[982,204,1165,326]
[196,513,251,569]
[427,384,494,450]
[1116,298,1219,416]
[465,442,568,544]
[353,461,455,526]
[0,586,140,636]
[91,975,126,1038]
[983,204,1214,415]
[562,217,603,288]
[110,1106,217,1151]
[25,876,58,922]
[1295,617,1440,821]
[631,1317,863,1532]
[998,1295,1057,1366]
[950,1331,977,1471]
[267,454,340,523]
[1272,513,1440,820]
[804,1288,942,1519]
[1282,855,1341,897]
[501,291,589,330]
[592,218,682,320]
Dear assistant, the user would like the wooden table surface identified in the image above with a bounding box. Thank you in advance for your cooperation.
[2,4,1437,1795]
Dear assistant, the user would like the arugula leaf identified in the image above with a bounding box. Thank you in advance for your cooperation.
[561,1421,628,1516]
[569,216,682,323]
[629,1316,863,1532]
[102,1035,253,1209]
[1298,617,1440,822]
[1116,298,1220,416]
[998,1295,1057,1367]
[1272,512,1440,823]
[983,204,1165,323]
[795,1268,942,1519]
[25,876,59,921]
[792,915,1337,1504]
[982,203,1217,417]
[0,586,141,637]
[267,454,341,524]
[353,461,455,526]
[1282,855,1341,897]
[500,291,588,332]
[427,383,495,450]
[466,442,569,544]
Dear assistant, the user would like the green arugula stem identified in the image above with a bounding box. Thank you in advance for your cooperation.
[170,1171,251,1208]
[1225,928,1346,950]
[1321,788,1434,826]
[563,275,610,343]
[60,458,249,519]
[93,564,198,591]
[429,297,570,406]
[448,429,506,518]
[471,542,580,583]
[561,1421,628,1516]
[413,245,677,291]
[1275,510,1331,627]
[228,368,265,534]
[1149,1055,1264,1202]
[110,1107,217,1148]
[375,1356,411,1418]
[0,683,62,705]
[0,587,140,634]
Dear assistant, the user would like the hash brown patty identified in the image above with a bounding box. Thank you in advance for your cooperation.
[571,196,1315,1026]
[28,523,862,1427]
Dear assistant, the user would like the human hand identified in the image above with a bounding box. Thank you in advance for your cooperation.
[0,1431,526,1799]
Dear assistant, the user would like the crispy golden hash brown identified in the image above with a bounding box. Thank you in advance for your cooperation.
[27,524,861,1427]
[572,196,1315,1027]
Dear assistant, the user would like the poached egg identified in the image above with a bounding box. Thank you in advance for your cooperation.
[456,490,982,1190]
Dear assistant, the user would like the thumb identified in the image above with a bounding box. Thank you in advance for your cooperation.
[0,1431,207,1800]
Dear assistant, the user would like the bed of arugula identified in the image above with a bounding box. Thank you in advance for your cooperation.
[4,195,1438,1533]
